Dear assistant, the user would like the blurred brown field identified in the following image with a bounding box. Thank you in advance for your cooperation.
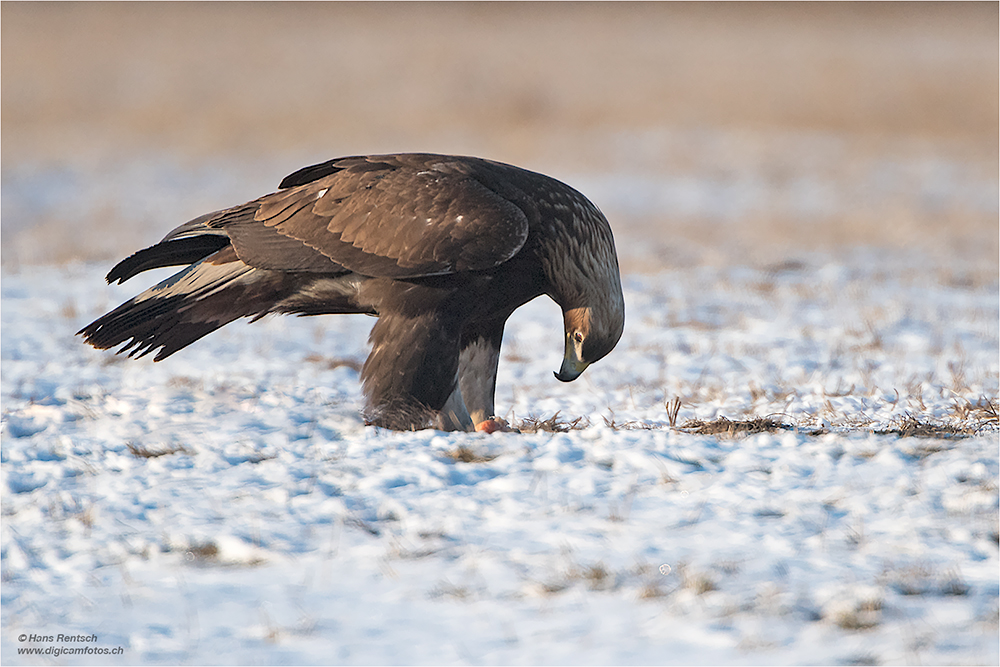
[2,1,997,274]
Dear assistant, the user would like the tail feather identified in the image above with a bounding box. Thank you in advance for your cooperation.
[79,247,297,361]
[80,294,222,361]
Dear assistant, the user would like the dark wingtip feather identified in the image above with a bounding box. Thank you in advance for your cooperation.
[105,236,231,285]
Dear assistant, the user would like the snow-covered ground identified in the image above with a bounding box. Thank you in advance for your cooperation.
[2,249,997,664]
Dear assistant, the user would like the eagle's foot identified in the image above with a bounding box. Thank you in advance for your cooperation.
[475,416,514,434]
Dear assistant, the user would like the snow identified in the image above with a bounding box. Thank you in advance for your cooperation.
[2,250,997,665]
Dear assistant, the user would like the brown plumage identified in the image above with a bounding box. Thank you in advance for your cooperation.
[78,154,625,431]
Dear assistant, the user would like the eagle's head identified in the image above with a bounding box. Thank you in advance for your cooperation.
[531,178,625,383]
[554,296,624,382]
[550,214,625,382]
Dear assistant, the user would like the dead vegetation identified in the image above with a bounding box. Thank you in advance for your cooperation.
[638,584,667,600]
[882,562,972,597]
[126,441,195,458]
[528,558,736,602]
[514,413,590,433]
[952,397,999,424]
[876,414,986,439]
[678,416,793,438]
[603,415,661,431]
[442,445,500,464]
[184,541,220,562]
[346,517,381,537]
[900,440,956,461]
[679,565,719,595]
[180,539,265,567]
[531,560,620,597]
[580,562,615,591]
[600,411,796,438]
[665,396,682,427]
[429,581,472,600]
[831,597,884,631]
[515,398,998,443]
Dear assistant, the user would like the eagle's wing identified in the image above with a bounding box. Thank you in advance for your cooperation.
[210,154,532,279]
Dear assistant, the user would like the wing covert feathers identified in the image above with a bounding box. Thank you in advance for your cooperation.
[211,154,532,279]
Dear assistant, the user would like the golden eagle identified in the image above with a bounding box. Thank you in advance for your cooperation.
[79,154,625,431]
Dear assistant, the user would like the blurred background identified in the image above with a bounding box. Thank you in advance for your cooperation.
[2,1,997,278]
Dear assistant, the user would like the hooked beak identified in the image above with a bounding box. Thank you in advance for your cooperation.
[553,338,590,382]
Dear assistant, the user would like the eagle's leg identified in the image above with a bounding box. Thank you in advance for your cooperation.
[457,318,506,427]
[360,307,470,431]
[438,377,475,432]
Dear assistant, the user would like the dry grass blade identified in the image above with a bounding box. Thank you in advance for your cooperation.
[666,396,682,427]
[679,416,792,438]
[346,517,381,537]
[982,397,999,422]
[953,396,999,424]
